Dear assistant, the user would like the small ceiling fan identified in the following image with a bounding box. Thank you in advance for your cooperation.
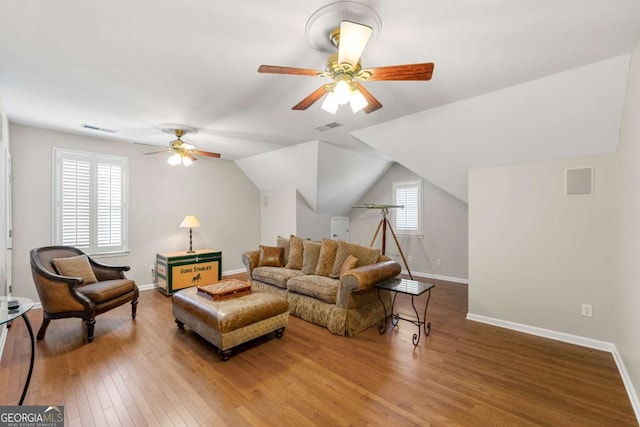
[258,7,434,114]
[144,124,221,166]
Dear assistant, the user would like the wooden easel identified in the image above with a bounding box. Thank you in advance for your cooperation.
[353,204,413,280]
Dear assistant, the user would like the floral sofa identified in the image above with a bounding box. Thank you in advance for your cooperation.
[241,235,401,336]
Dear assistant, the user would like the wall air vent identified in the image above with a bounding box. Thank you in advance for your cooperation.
[81,123,118,134]
[314,122,342,132]
[565,167,593,196]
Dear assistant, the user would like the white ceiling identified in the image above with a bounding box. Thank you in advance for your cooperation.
[1,1,639,161]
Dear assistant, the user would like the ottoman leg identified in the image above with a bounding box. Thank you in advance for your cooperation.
[175,319,184,329]
[218,348,233,361]
[275,327,285,338]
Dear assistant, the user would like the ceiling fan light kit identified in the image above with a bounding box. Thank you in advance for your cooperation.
[143,123,221,166]
[258,1,434,115]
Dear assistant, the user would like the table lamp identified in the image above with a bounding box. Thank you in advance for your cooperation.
[179,215,201,253]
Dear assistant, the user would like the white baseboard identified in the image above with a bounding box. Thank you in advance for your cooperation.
[612,346,640,422]
[402,269,468,285]
[222,268,245,276]
[467,313,640,423]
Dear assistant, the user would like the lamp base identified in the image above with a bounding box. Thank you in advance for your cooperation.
[186,250,195,254]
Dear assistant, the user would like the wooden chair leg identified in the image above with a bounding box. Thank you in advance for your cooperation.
[36,318,50,340]
[131,297,138,319]
[86,318,96,343]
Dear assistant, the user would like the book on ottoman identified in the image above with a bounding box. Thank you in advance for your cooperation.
[197,279,251,301]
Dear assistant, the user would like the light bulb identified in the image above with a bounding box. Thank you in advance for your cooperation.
[333,79,351,105]
[350,88,368,113]
[167,153,181,166]
[182,155,193,166]
[321,91,339,114]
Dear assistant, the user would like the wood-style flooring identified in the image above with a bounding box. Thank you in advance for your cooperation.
[1,275,637,426]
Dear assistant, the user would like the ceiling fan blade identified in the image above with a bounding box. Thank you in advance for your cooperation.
[185,152,198,162]
[337,21,372,67]
[361,63,435,81]
[292,85,329,110]
[355,84,382,114]
[143,149,171,155]
[258,65,323,77]
[192,149,221,158]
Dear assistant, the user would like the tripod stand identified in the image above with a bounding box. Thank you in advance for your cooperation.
[353,204,413,280]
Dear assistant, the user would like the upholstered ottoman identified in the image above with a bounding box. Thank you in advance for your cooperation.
[172,287,288,360]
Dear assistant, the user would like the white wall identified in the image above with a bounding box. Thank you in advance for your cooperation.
[350,163,469,281]
[10,124,260,301]
[468,154,615,341]
[296,191,334,241]
[260,189,296,245]
[614,39,640,415]
[0,101,7,297]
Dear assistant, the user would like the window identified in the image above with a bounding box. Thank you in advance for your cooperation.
[53,148,128,255]
[392,180,423,237]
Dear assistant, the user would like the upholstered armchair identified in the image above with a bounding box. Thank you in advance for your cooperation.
[30,246,139,343]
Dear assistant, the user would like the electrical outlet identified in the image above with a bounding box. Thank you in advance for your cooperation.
[436,259,441,266]
[581,304,593,317]
[408,255,412,262]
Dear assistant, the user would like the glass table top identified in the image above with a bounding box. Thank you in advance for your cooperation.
[0,296,35,325]
[375,278,435,296]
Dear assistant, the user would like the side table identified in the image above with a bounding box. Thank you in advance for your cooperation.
[375,278,435,346]
[1,296,35,405]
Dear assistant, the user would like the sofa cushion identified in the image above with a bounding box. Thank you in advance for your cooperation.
[287,275,340,304]
[252,266,304,289]
[301,240,322,275]
[315,238,338,277]
[339,255,358,277]
[259,245,284,267]
[285,235,304,270]
[277,235,290,266]
[330,241,381,279]
[52,255,98,285]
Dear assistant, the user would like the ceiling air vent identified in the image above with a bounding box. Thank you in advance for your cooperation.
[314,122,342,132]
[81,123,118,134]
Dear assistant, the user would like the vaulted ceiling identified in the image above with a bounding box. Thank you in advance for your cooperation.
[1,1,639,195]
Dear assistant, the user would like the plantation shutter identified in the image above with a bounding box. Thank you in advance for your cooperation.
[96,160,123,248]
[60,155,91,248]
[393,180,423,237]
[54,149,128,255]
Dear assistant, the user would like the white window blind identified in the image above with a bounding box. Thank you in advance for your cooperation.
[393,180,423,237]
[53,148,128,255]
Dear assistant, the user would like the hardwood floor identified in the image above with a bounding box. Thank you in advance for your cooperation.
[1,276,637,426]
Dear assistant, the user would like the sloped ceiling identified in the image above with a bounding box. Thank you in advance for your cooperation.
[0,1,639,204]
[353,55,630,201]
[235,140,390,213]
[0,1,639,163]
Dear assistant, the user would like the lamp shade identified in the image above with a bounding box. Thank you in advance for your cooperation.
[179,215,201,228]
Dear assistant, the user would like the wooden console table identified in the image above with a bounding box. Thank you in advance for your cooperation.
[155,249,222,295]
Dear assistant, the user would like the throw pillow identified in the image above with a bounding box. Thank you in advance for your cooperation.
[329,240,381,278]
[52,254,98,285]
[301,240,322,275]
[277,235,290,266]
[339,255,358,277]
[285,234,304,270]
[315,238,338,276]
[258,245,284,267]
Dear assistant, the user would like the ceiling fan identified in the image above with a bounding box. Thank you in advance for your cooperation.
[258,4,434,114]
[144,124,221,166]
